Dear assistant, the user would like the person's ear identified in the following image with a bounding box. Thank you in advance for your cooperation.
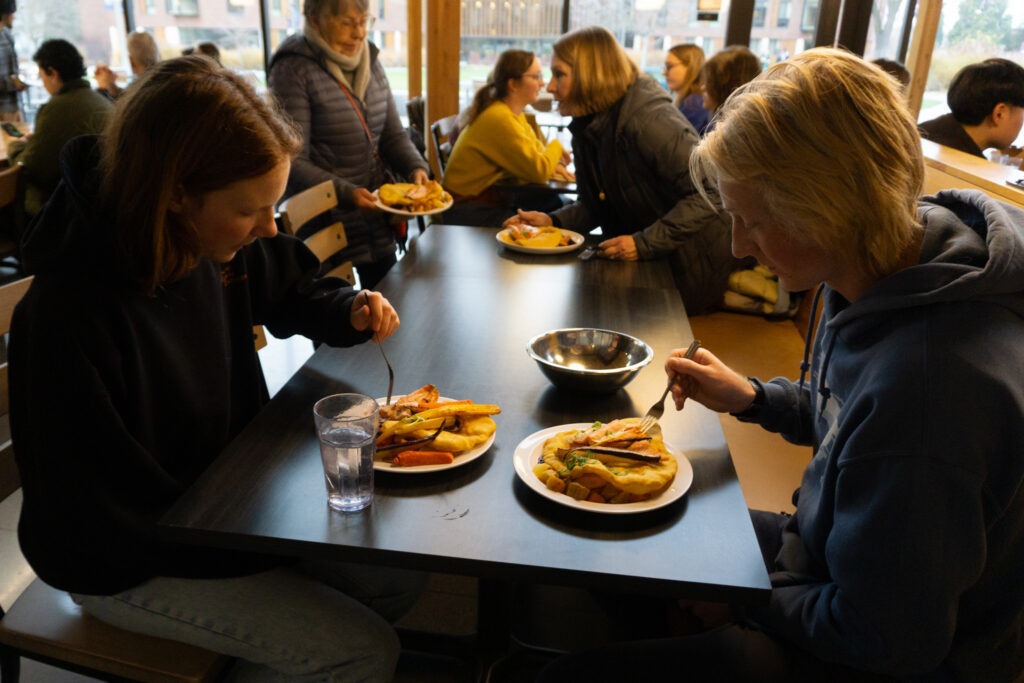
[991,102,1011,124]
[167,184,188,214]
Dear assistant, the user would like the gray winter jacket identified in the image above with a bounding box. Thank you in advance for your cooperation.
[551,73,746,314]
[269,35,428,266]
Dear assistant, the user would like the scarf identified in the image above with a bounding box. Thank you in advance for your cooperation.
[303,21,370,102]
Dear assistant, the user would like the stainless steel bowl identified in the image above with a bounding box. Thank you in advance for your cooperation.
[526,328,653,393]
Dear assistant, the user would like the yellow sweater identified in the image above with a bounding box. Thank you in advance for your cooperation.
[442,101,563,197]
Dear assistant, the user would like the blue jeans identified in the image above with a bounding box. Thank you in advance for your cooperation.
[72,559,426,683]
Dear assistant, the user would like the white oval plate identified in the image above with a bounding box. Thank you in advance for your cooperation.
[496,228,585,254]
[374,397,495,473]
[512,423,693,514]
[371,190,453,217]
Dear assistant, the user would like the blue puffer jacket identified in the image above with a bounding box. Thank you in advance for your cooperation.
[269,35,428,266]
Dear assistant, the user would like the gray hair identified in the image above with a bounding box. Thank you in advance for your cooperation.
[127,31,160,69]
[303,0,369,20]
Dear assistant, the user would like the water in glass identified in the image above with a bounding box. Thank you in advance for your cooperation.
[319,426,375,511]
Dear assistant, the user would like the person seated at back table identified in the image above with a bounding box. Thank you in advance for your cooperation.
[663,43,709,135]
[12,55,419,683]
[7,38,112,217]
[95,30,160,100]
[439,48,570,227]
[505,26,748,315]
[919,58,1024,159]
[538,48,1024,683]
[700,45,761,133]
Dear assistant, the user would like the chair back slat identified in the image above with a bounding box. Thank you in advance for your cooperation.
[277,180,337,236]
[430,115,459,174]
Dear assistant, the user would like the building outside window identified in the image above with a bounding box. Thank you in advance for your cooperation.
[166,0,199,16]
[751,0,767,28]
[777,0,791,28]
[801,0,818,32]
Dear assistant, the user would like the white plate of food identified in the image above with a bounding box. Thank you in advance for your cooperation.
[374,386,499,473]
[372,181,453,217]
[512,422,693,514]
[496,227,585,254]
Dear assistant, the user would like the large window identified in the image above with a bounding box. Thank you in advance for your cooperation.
[9,0,126,123]
[920,0,1024,149]
[750,0,816,66]
[863,0,912,62]
[568,0,729,84]
[135,0,268,89]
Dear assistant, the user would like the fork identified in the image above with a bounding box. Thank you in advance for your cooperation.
[363,290,395,405]
[638,339,701,433]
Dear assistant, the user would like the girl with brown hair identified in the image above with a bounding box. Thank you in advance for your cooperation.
[664,43,709,134]
[12,55,415,682]
[440,48,570,226]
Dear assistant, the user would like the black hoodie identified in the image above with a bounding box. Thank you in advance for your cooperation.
[10,136,370,594]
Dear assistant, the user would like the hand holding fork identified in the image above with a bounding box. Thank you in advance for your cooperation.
[638,339,701,433]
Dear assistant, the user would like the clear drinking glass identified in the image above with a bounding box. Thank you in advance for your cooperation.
[313,393,378,512]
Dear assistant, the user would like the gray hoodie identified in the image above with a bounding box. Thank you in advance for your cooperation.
[746,189,1024,681]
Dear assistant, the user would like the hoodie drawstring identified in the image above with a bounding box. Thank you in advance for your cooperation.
[798,284,825,390]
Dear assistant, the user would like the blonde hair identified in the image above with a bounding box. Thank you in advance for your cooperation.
[667,43,705,101]
[552,26,637,116]
[691,48,922,279]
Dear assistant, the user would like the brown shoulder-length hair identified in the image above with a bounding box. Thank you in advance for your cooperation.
[701,45,761,113]
[465,49,535,125]
[552,26,637,116]
[668,43,705,101]
[100,55,301,295]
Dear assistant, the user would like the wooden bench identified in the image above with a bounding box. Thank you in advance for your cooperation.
[689,296,819,514]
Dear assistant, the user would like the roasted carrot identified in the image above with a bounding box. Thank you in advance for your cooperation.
[391,450,455,466]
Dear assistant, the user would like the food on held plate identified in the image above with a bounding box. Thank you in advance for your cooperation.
[533,418,677,504]
[377,385,500,466]
[502,225,571,249]
[377,180,452,213]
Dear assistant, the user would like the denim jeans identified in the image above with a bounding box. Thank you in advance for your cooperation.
[72,559,426,683]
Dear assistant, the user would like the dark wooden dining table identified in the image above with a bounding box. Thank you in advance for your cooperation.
[159,224,771,659]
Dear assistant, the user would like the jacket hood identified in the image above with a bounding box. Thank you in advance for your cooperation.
[829,189,1024,330]
[268,33,379,73]
[20,135,121,280]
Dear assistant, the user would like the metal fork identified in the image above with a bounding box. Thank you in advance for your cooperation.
[638,339,701,433]
[363,290,394,405]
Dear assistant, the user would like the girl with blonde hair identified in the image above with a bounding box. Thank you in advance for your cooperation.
[538,47,1024,683]
[664,43,708,134]
[506,26,747,314]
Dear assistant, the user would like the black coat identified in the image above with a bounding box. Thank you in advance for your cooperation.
[552,74,747,314]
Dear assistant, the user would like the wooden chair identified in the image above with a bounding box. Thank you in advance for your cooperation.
[430,115,459,175]
[0,165,24,267]
[0,276,233,683]
[277,180,356,286]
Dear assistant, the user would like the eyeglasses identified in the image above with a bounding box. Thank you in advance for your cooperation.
[521,72,544,83]
[663,62,682,71]
[339,15,376,31]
